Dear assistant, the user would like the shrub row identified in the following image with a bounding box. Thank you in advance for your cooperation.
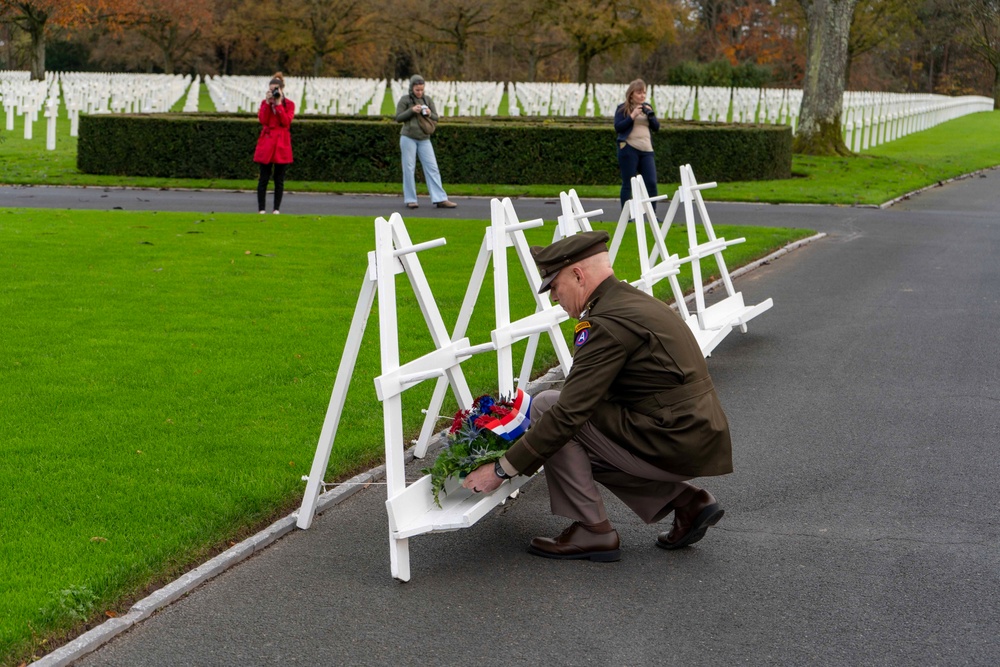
[77,113,792,184]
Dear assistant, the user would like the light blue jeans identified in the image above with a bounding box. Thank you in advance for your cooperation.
[400,135,448,204]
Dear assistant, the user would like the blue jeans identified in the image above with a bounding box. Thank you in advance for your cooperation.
[400,135,448,204]
[617,143,658,211]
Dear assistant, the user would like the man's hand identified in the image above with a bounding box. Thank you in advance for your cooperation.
[462,463,504,495]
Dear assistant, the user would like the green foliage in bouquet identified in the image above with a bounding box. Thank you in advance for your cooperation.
[421,395,521,507]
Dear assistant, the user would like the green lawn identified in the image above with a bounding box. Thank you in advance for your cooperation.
[2,92,998,205]
[0,207,810,665]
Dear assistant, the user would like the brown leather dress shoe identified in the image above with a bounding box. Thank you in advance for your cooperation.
[656,488,724,550]
[528,522,621,562]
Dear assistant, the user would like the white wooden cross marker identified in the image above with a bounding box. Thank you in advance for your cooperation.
[413,197,574,458]
[673,164,773,335]
[618,175,733,357]
[553,188,600,242]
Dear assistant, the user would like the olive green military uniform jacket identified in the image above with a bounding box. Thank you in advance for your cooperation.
[505,276,733,478]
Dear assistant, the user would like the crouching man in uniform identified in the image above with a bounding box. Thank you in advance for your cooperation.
[462,230,732,561]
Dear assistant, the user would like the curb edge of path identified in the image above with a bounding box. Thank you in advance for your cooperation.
[31,231,827,667]
[878,165,1000,209]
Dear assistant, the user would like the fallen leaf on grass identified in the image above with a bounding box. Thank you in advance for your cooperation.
[90,536,107,543]
[244,250,252,255]
[105,611,118,618]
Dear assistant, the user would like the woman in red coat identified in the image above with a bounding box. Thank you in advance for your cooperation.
[254,72,295,214]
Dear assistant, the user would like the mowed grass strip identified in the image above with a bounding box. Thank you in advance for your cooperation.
[0,207,812,662]
[1,101,998,205]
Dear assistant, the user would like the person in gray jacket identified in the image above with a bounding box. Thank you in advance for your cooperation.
[395,74,457,209]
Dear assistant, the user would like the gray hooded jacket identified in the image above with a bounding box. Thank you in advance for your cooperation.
[395,74,439,140]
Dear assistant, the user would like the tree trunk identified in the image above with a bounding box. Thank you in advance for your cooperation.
[577,50,591,84]
[793,0,858,156]
[994,64,1000,110]
[28,17,46,81]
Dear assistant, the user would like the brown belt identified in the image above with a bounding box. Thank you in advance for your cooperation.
[628,376,715,415]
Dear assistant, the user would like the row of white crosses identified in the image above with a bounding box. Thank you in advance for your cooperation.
[60,72,193,119]
[300,77,386,115]
[296,199,573,581]
[0,73,51,139]
[204,75,304,114]
[388,79,505,116]
[1,72,195,148]
[507,81,589,117]
[841,91,994,153]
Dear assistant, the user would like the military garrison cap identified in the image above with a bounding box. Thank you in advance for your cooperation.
[531,230,611,293]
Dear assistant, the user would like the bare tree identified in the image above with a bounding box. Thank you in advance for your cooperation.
[957,0,1000,108]
[794,0,859,155]
[846,0,918,87]
[404,0,497,78]
[285,0,374,77]
[552,0,674,83]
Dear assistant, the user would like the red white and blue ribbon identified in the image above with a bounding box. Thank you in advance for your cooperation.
[481,388,532,441]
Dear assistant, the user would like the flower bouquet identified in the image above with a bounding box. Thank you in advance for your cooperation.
[421,388,532,507]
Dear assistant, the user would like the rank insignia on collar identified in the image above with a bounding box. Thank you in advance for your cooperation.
[574,328,590,347]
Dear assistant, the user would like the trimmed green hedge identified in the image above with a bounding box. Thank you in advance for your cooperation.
[77,114,792,184]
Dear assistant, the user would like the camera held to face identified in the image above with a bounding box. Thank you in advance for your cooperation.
[270,88,281,100]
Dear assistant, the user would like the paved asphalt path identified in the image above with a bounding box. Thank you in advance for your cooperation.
[11,175,1000,665]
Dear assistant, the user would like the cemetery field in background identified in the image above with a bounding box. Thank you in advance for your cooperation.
[1,102,998,205]
[0,207,811,665]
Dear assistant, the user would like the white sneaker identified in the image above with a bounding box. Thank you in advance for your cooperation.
[259,210,266,214]
[273,210,280,215]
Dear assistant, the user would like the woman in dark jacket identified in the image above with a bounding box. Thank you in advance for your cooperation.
[254,72,295,214]
[614,79,660,211]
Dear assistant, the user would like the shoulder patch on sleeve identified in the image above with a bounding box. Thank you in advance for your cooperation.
[574,321,591,334]
[574,326,591,347]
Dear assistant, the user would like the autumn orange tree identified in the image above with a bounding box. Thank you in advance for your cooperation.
[0,0,139,79]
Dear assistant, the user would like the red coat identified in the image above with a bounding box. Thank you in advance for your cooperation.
[254,99,295,164]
